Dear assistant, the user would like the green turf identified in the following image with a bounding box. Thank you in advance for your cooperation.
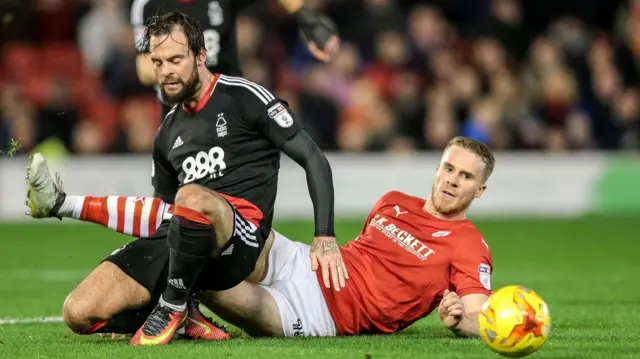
[1,217,639,358]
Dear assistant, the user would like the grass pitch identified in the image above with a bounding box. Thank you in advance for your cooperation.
[1,217,639,358]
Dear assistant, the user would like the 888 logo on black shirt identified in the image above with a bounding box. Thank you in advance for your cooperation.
[181,146,227,183]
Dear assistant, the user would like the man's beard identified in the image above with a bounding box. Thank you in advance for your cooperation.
[430,182,472,215]
[160,62,200,105]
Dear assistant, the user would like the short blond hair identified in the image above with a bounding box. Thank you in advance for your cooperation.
[444,136,495,183]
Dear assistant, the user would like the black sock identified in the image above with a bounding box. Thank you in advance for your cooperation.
[163,209,215,306]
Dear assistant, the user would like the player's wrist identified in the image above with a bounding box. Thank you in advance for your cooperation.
[313,232,336,238]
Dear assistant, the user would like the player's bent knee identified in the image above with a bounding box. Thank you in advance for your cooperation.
[174,184,230,224]
[62,262,150,334]
[174,184,206,208]
[62,294,96,333]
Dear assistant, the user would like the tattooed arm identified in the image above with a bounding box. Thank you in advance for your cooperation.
[310,236,348,292]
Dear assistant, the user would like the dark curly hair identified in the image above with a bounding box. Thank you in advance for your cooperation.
[138,10,205,56]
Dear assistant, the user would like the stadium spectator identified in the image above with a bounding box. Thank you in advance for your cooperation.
[0,0,638,154]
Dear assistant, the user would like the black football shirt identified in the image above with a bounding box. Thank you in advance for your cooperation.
[151,74,302,239]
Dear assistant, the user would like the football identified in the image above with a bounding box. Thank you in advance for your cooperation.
[478,285,551,358]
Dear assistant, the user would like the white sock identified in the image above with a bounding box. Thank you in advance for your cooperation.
[159,295,187,312]
[57,195,85,218]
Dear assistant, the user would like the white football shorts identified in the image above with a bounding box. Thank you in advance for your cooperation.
[258,231,337,337]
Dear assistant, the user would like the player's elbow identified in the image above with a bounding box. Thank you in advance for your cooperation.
[307,146,331,171]
[301,149,333,194]
[299,138,331,173]
[282,131,328,169]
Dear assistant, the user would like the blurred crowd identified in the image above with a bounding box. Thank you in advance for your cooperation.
[0,0,639,155]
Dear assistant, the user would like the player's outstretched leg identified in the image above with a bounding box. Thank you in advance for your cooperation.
[131,184,235,346]
[25,153,173,238]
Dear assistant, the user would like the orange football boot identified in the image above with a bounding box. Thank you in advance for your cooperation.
[182,298,231,341]
[130,303,186,346]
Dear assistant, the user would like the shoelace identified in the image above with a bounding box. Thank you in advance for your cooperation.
[142,305,176,336]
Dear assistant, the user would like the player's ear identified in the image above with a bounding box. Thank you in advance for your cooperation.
[474,184,487,199]
[197,48,207,66]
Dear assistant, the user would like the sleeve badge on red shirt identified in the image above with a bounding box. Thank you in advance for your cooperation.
[478,263,491,290]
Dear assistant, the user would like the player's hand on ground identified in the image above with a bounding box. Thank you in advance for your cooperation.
[306,35,340,63]
[438,289,464,329]
[310,236,348,291]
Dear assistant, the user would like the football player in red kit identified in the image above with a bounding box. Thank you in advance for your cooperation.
[25,136,494,338]
[319,136,494,337]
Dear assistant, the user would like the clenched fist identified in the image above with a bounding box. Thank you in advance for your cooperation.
[438,289,464,329]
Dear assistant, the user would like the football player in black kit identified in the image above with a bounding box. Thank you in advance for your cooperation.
[130,0,339,122]
[121,11,343,346]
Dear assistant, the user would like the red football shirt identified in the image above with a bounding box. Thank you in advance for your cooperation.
[318,191,493,335]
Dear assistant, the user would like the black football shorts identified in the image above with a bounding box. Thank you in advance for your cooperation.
[103,203,267,298]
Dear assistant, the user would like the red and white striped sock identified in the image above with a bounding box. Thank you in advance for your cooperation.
[57,196,174,238]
